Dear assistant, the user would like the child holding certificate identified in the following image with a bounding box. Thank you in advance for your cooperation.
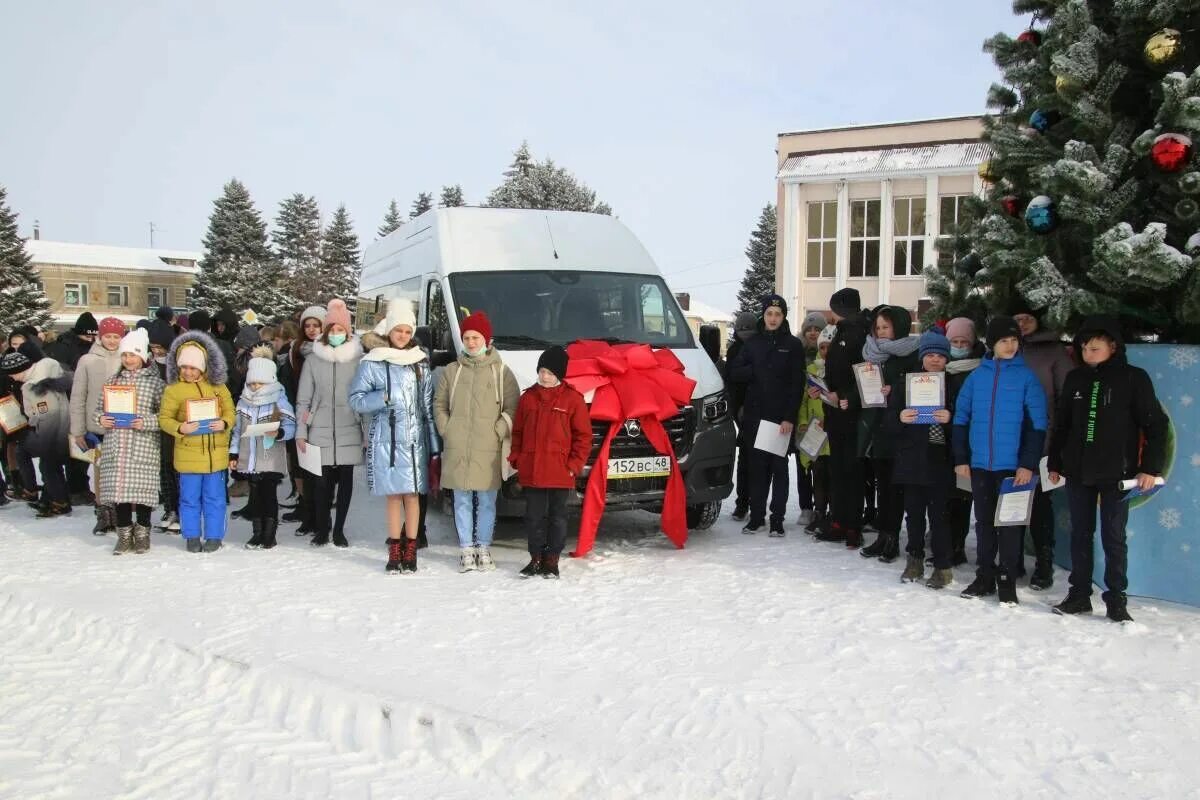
[158,331,235,553]
[952,317,1048,605]
[796,326,835,535]
[97,329,164,555]
[229,345,296,550]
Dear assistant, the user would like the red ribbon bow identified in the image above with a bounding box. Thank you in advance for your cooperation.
[565,340,697,557]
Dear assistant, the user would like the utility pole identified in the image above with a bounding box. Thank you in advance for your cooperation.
[149,221,157,248]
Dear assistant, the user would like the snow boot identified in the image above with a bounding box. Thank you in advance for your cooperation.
[860,531,888,558]
[520,557,542,578]
[93,504,116,535]
[202,539,222,553]
[386,538,404,573]
[805,510,825,535]
[925,568,954,590]
[476,545,496,571]
[742,520,765,535]
[311,530,330,547]
[231,502,250,520]
[997,573,1019,606]
[132,524,151,554]
[36,501,71,518]
[261,518,278,550]
[185,537,203,553]
[876,532,900,564]
[332,530,349,548]
[768,521,785,538]
[282,508,303,522]
[158,510,180,533]
[845,528,863,550]
[1103,592,1133,623]
[1029,548,1054,591]
[417,528,428,549]
[731,503,749,521]
[112,526,134,556]
[245,518,265,550]
[815,522,846,543]
[459,547,478,572]
[900,555,924,583]
[1052,592,1093,616]
[541,553,561,579]
[960,575,996,599]
[401,537,419,573]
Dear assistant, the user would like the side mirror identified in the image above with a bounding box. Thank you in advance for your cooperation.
[699,324,721,364]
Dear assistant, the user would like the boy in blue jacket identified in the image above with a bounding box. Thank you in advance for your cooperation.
[952,317,1048,605]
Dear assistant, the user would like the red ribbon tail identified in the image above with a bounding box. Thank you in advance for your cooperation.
[571,420,618,558]
[642,418,687,549]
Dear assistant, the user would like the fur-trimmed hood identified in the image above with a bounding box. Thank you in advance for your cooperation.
[165,330,229,384]
[25,357,73,396]
[312,337,364,364]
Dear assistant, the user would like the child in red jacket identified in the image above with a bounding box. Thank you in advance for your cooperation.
[509,346,592,579]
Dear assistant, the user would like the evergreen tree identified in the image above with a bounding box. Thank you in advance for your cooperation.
[486,142,612,214]
[924,1,1200,341]
[273,192,321,280]
[192,179,296,319]
[410,192,434,219]
[0,185,52,331]
[319,204,361,304]
[378,199,404,238]
[735,205,777,316]
[440,184,465,207]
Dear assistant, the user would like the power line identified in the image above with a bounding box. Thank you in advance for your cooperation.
[663,254,745,277]
[676,277,741,290]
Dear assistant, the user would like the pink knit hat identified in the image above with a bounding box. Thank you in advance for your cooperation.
[324,298,352,332]
[946,317,976,343]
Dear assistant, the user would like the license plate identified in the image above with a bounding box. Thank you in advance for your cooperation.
[607,456,670,479]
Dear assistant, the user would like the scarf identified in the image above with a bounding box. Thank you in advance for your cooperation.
[946,358,982,375]
[862,335,919,365]
[241,380,283,406]
[362,345,427,366]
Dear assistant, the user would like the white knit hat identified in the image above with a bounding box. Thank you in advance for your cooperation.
[374,298,417,336]
[245,345,278,384]
[818,324,837,346]
[119,328,149,363]
[300,305,327,326]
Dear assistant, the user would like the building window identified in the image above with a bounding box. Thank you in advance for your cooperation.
[849,199,881,278]
[147,287,169,311]
[937,194,972,268]
[64,282,88,307]
[805,201,837,278]
[892,197,927,277]
[107,285,129,307]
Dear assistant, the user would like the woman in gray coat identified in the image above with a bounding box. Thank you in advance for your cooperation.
[295,298,363,548]
[70,316,125,534]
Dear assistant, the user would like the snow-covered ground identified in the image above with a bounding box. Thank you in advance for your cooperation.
[2,476,1199,800]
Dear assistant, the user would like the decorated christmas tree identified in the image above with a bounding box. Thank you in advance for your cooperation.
[925,0,1200,342]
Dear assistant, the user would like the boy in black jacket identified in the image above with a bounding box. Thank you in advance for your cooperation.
[1046,316,1168,623]
[727,295,806,536]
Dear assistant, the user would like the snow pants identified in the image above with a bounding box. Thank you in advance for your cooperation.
[179,470,228,541]
[1066,483,1129,596]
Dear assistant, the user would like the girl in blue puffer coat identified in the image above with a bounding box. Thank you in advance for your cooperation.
[952,316,1047,605]
[348,299,441,574]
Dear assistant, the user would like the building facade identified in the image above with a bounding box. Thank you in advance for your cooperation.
[25,240,201,329]
[674,293,733,356]
[775,116,990,325]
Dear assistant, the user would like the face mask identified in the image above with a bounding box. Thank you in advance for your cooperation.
[466,345,486,357]
[328,333,347,347]
[950,346,971,359]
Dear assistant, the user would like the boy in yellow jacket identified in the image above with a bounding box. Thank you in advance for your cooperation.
[158,331,235,552]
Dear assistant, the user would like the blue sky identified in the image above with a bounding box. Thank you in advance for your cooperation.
[1,1,1017,313]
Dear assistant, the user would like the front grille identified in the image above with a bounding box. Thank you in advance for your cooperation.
[575,475,668,495]
[588,406,695,461]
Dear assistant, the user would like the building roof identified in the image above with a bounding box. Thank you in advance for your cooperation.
[777,114,985,138]
[26,240,202,274]
[778,141,992,181]
[681,297,733,323]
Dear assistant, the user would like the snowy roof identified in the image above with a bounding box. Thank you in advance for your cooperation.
[26,240,201,274]
[681,298,734,323]
[778,142,992,181]
[777,114,986,138]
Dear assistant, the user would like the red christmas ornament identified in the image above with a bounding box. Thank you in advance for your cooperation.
[1017,29,1042,46]
[1151,133,1193,172]
[1000,195,1021,216]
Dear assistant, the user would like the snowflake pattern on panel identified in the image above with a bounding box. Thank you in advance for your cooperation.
[1168,348,1198,370]
[1160,508,1182,531]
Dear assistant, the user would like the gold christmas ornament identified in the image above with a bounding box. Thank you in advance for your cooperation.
[1055,74,1081,96]
[1144,28,1183,68]
[978,160,997,182]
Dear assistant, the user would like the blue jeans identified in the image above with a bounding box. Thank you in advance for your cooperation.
[179,471,228,541]
[452,489,498,547]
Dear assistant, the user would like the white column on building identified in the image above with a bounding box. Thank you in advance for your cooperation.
[834,180,850,291]
[782,182,802,315]
[972,173,985,197]
[879,179,894,305]
[925,174,940,283]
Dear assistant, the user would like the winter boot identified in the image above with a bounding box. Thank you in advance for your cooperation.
[245,518,265,550]
[768,521,785,538]
[386,537,404,573]
[112,526,134,556]
[417,528,429,549]
[1052,591,1093,616]
[860,531,888,558]
[132,524,151,554]
[925,568,954,590]
[282,508,303,522]
[805,510,825,535]
[541,553,561,579]
[731,503,749,521]
[401,537,419,573]
[816,522,846,543]
[742,520,765,534]
[520,557,542,578]
[900,555,925,583]
[459,547,478,572]
[231,502,250,519]
[332,529,349,548]
[1103,592,1133,623]
[93,504,116,535]
[185,537,203,553]
[476,545,496,571]
[36,501,71,518]
[1029,547,1054,591]
[877,532,900,564]
[202,539,222,553]
[311,530,330,547]
[960,574,996,599]
[997,573,1019,606]
[261,518,279,550]
[158,510,180,533]
[845,528,863,550]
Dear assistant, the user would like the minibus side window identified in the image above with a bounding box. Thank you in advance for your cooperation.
[426,279,449,350]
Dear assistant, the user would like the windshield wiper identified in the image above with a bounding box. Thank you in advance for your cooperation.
[492,334,552,348]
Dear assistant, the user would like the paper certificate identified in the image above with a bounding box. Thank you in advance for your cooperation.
[906,372,945,423]
[852,362,887,408]
[298,441,323,476]
[0,394,28,434]
[1120,476,1165,500]
[1039,456,1066,492]
[796,419,827,459]
[69,436,98,463]
[955,470,973,493]
[994,477,1035,526]
[753,420,791,457]
[104,385,138,427]
[807,374,838,407]
[240,421,280,438]
[186,397,220,434]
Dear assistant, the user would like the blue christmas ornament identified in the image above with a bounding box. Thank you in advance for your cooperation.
[1029,109,1061,133]
[1025,195,1057,234]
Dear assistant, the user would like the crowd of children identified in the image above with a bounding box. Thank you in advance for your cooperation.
[0,290,1171,611]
